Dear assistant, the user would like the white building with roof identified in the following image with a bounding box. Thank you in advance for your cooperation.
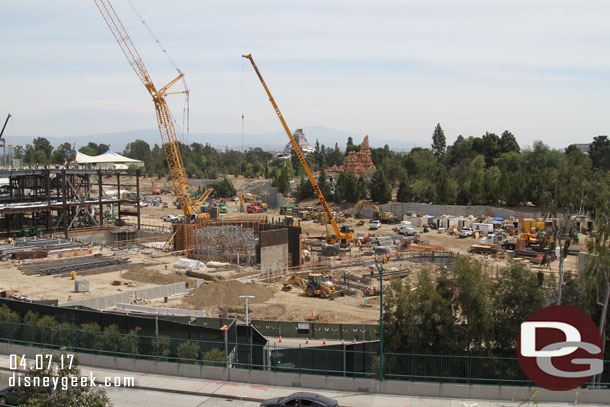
[75,151,144,169]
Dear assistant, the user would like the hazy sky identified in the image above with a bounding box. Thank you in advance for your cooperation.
[1,0,609,149]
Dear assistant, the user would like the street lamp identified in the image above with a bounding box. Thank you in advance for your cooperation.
[376,263,384,381]
[240,295,255,325]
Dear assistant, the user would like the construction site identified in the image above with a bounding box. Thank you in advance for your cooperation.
[0,3,592,330]
[0,162,589,323]
[0,0,601,357]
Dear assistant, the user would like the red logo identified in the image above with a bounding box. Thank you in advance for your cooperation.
[517,306,603,391]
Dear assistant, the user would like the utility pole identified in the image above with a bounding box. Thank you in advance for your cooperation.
[240,295,255,325]
[376,263,384,381]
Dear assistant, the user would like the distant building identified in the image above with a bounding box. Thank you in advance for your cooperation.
[571,143,590,154]
[278,129,314,159]
[75,150,144,169]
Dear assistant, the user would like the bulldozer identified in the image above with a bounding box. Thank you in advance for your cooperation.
[282,273,344,299]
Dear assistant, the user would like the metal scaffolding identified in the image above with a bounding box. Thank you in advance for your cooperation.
[0,168,140,237]
[193,225,257,265]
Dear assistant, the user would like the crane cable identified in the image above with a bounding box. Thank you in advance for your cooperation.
[126,0,190,138]
[241,57,245,175]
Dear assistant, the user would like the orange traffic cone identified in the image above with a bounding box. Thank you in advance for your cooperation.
[278,336,282,343]
[322,338,326,345]
[305,338,309,345]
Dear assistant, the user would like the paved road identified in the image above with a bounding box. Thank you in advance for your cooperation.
[106,387,258,407]
[2,371,259,406]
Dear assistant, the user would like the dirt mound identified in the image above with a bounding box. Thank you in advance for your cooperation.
[122,268,192,285]
[184,280,274,308]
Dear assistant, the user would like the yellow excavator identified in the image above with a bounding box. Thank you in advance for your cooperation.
[243,54,352,245]
[283,274,344,299]
[355,201,380,219]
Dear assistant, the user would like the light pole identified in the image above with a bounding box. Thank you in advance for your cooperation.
[240,295,255,325]
[376,263,384,381]
[240,295,255,369]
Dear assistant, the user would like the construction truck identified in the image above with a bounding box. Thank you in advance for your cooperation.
[519,232,538,246]
[282,274,343,299]
[378,211,400,224]
[239,192,268,213]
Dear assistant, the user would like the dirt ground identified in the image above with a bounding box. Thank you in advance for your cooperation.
[0,174,588,325]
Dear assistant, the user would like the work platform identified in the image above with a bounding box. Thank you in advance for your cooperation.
[0,168,141,237]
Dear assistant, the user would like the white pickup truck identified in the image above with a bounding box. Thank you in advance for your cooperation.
[397,225,417,236]
[458,228,474,238]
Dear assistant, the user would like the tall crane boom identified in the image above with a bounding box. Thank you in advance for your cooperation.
[242,54,352,243]
[93,0,206,219]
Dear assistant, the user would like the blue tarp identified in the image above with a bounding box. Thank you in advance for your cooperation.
[494,217,504,221]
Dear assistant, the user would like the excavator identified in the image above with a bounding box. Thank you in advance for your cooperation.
[243,54,352,245]
[93,0,210,222]
[283,274,344,299]
[151,179,161,195]
[355,201,380,219]
[355,201,399,223]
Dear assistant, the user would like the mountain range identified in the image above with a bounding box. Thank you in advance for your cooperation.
[6,126,418,154]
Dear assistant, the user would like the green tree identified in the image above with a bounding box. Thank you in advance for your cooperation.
[431,123,446,159]
[467,155,486,204]
[396,177,412,202]
[212,178,236,198]
[368,170,392,203]
[589,135,610,171]
[317,168,331,198]
[295,175,314,202]
[334,172,359,203]
[33,137,54,160]
[492,261,545,351]
[51,142,75,165]
[272,165,291,195]
[123,139,152,164]
[499,130,520,154]
[452,257,493,350]
[177,341,200,360]
[202,348,228,366]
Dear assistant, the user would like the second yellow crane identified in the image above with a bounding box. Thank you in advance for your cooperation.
[243,54,352,245]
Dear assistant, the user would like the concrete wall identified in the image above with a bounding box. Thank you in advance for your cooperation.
[71,230,167,246]
[58,282,188,309]
[352,202,543,220]
[261,244,288,274]
[116,303,206,317]
[134,282,187,300]
[59,292,130,309]
[1,343,607,404]
[579,252,597,272]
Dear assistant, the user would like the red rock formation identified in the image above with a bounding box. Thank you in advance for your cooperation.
[328,135,376,177]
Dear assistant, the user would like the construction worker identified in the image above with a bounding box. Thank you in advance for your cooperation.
[7,236,12,244]
[386,252,391,262]
[396,250,401,260]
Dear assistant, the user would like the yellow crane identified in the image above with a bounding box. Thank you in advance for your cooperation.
[92,0,209,221]
[243,54,352,244]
